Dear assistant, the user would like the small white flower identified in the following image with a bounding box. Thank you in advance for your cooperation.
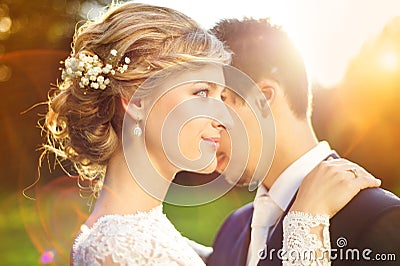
[90,75,97,81]
[100,84,106,90]
[81,77,89,85]
[61,70,66,80]
[104,78,110,85]
[110,49,118,56]
[124,57,131,64]
[97,76,105,83]
[102,64,112,74]
[65,60,71,69]
[91,82,99,89]
[93,66,102,74]
[110,69,116,75]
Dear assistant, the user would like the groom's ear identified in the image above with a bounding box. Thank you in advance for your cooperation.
[121,96,144,121]
[257,79,279,106]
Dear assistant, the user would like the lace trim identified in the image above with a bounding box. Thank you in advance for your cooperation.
[283,211,331,266]
[72,205,204,265]
[72,205,163,256]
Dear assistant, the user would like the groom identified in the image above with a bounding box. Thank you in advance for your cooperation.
[207,18,400,265]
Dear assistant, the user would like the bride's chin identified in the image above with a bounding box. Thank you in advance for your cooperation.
[197,159,218,175]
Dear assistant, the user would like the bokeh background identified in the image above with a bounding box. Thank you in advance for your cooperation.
[0,0,399,265]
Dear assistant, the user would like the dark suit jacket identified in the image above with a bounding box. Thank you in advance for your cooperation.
[207,187,400,265]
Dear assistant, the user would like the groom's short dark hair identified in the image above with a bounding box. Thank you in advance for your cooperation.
[211,18,311,119]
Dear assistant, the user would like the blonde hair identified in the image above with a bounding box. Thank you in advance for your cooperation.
[42,2,231,196]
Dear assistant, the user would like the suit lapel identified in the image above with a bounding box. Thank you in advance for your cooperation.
[235,209,252,266]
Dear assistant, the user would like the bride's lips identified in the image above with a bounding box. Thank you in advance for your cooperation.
[202,137,220,150]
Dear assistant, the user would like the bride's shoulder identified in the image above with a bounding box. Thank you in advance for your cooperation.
[72,205,173,265]
[80,206,165,237]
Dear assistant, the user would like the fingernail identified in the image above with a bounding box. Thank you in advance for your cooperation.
[248,180,259,192]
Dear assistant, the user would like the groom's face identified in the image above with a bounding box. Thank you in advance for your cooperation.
[217,89,263,186]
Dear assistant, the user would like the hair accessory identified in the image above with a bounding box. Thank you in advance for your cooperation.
[133,122,142,137]
[60,49,131,90]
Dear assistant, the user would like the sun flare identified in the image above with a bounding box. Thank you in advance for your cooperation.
[379,50,398,71]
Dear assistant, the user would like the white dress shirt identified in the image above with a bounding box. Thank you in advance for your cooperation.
[247,141,334,265]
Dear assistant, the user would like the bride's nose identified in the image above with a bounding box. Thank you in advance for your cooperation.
[211,101,234,131]
[211,119,225,131]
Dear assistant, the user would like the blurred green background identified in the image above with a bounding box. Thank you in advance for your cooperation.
[0,0,399,265]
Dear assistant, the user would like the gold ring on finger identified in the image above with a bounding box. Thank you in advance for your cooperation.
[348,167,358,178]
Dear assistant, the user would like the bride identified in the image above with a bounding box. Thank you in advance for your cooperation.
[40,2,380,265]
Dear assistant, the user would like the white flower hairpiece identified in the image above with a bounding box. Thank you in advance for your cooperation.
[60,49,130,90]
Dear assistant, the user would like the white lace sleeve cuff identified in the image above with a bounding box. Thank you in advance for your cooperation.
[283,211,331,266]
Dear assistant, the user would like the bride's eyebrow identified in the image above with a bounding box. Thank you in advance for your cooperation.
[196,82,216,89]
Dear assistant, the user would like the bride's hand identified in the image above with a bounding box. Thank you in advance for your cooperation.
[290,158,381,218]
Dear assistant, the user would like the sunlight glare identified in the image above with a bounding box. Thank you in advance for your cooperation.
[379,50,398,71]
[140,0,400,87]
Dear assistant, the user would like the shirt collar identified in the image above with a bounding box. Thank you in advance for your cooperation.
[256,141,334,212]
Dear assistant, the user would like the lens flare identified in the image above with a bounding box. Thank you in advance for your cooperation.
[20,176,89,265]
[40,249,56,264]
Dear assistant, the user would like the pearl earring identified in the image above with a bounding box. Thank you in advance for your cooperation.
[133,122,142,137]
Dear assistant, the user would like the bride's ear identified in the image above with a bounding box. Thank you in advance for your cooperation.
[121,96,144,121]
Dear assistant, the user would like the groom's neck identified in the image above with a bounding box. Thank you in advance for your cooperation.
[262,117,318,190]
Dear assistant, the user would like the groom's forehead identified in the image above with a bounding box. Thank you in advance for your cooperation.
[222,64,262,104]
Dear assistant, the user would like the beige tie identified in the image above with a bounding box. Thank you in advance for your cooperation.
[248,193,282,266]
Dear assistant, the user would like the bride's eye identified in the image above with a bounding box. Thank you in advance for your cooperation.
[195,89,209,98]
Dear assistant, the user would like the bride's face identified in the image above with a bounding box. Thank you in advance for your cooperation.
[145,81,229,177]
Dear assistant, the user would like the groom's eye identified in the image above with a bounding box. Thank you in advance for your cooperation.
[222,89,244,106]
[220,90,227,101]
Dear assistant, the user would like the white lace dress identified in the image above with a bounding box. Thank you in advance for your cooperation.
[72,206,331,266]
[72,205,205,266]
